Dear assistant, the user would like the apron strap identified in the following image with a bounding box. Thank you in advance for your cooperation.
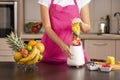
[51,0,54,4]
[74,0,77,5]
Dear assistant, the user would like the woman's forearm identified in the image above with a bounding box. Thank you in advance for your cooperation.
[44,26,72,58]
[80,22,90,33]
[80,4,91,33]
[44,26,65,47]
[40,5,65,47]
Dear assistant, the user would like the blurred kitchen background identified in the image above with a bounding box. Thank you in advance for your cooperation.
[24,0,120,34]
[0,0,120,62]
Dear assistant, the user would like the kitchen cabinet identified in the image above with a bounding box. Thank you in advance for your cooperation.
[0,38,14,62]
[84,40,116,60]
[116,40,120,61]
[17,0,43,39]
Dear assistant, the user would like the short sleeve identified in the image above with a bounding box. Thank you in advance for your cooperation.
[38,0,51,8]
[77,0,91,10]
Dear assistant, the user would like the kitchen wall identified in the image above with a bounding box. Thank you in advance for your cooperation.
[24,0,41,23]
[24,0,120,34]
[90,0,120,33]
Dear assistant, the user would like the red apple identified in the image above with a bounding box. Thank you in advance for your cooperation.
[31,26,38,33]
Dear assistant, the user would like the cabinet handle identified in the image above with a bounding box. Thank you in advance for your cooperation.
[93,43,107,46]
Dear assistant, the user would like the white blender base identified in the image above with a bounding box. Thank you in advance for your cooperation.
[67,45,85,68]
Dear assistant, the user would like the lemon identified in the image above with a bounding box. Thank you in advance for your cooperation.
[28,40,37,46]
[14,52,22,62]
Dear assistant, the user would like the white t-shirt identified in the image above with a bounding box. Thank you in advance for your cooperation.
[38,0,91,10]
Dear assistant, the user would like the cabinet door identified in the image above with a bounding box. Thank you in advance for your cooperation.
[0,38,15,62]
[116,40,120,61]
[84,40,115,60]
[0,51,14,62]
[0,38,12,50]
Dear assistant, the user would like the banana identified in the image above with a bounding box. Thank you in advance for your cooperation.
[26,51,40,65]
[18,46,39,63]
[17,60,25,65]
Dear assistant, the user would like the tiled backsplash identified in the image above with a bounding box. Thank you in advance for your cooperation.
[89,0,120,34]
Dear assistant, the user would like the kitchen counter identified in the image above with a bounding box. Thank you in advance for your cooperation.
[80,33,120,40]
[20,33,120,40]
[0,62,120,80]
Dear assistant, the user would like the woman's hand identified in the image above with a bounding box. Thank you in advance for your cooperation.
[59,42,72,59]
[72,18,83,24]
[72,17,90,33]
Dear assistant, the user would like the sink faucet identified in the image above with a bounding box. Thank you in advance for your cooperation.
[114,12,120,34]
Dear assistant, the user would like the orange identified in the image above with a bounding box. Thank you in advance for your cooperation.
[28,40,37,46]
[35,42,45,54]
[14,52,22,62]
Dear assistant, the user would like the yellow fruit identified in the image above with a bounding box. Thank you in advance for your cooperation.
[17,61,25,64]
[14,52,22,62]
[35,42,45,54]
[107,56,115,65]
[18,46,39,63]
[26,51,40,65]
[28,40,37,46]
[72,23,80,35]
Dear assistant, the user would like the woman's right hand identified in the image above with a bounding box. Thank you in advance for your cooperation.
[60,42,72,59]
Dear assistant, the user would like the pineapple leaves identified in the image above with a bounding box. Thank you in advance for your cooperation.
[6,32,25,51]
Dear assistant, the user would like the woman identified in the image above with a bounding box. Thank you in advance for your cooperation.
[38,0,91,63]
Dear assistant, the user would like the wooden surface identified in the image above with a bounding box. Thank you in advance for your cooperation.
[95,62,120,70]
[0,62,120,80]
[111,62,120,70]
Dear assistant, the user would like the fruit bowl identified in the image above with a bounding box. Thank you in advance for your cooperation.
[99,64,112,72]
[24,22,42,33]
[87,62,99,70]
[17,64,37,72]
[99,66,112,72]
[6,32,45,71]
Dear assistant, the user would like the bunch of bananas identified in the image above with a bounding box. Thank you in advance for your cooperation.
[13,40,45,65]
[72,23,80,35]
[16,46,43,65]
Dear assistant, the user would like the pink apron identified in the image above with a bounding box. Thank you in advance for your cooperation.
[41,0,88,63]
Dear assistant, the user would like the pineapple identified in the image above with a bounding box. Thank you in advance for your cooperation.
[6,32,25,51]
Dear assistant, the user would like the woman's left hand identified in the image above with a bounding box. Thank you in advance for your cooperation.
[72,17,90,33]
[72,18,83,24]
